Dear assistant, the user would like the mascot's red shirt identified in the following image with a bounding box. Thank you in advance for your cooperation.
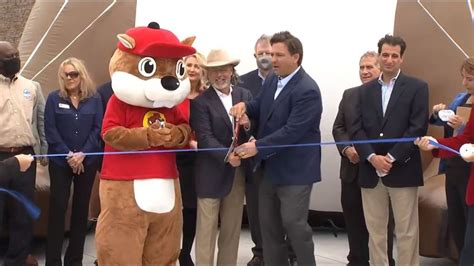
[100,95,187,180]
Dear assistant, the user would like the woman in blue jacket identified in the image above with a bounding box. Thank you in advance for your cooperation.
[44,57,102,266]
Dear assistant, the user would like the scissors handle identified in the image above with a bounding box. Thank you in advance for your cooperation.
[233,122,240,147]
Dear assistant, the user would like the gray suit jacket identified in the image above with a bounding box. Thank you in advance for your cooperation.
[31,81,47,155]
[332,86,360,183]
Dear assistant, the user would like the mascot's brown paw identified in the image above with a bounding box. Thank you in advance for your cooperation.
[147,123,172,147]
[163,123,191,148]
[103,127,150,151]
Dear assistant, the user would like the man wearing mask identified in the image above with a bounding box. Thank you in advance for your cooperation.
[240,35,273,97]
[333,51,395,266]
[0,41,47,266]
[239,35,296,266]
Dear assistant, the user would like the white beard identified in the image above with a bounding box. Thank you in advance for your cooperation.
[111,71,190,108]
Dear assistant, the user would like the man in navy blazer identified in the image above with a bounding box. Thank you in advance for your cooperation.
[239,34,296,266]
[333,51,395,266]
[350,35,429,266]
[231,31,322,266]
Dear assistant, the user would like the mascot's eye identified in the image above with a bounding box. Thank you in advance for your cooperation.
[176,59,186,80]
[138,57,157,78]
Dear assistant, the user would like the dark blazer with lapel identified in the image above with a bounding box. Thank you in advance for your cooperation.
[191,85,252,198]
[246,67,322,185]
[332,86,360,183]
[350,72,429,188]
[239,69,264,97]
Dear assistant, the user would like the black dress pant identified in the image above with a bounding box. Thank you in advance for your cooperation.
[45,160,98,266]
[459,205,474,266]
[177,152,197,266]
[245,167,264,258]
[341,178,395,266]
[444,157,470,255]
[0,148,36,266]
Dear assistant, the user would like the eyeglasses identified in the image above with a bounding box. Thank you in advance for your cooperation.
[64,71,80,79]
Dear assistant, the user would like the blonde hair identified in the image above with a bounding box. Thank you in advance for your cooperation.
[461,58,474,76]
[58,57,96,100]
[185,52,208,93]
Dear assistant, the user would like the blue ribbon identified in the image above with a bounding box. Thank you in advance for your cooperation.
[428,139,461,156]
[32,137,422,158]
[0,188,41,220]
[0,136,454,219]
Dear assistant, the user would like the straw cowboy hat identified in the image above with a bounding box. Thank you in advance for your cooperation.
[201,49,240,68]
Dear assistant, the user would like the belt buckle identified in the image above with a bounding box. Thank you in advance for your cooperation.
[10,147,15,153]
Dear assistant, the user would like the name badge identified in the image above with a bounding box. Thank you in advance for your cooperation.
[23,89,32,100]
[58,103,70,109]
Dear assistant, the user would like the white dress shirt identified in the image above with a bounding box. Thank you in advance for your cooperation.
[214,86,234,126]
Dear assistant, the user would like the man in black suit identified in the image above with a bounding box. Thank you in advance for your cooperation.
[190,48,253,265]
[351,35,429,265]
[240,34,296,266]
[333,51,395,266]
[231,31,322,266]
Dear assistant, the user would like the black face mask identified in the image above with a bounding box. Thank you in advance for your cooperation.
[1,57,21,77]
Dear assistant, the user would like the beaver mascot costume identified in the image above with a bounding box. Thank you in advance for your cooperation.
[95,22,196,265]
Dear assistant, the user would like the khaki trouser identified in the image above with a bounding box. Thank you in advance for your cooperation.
[361,180,419,266]
[195,167,245,266]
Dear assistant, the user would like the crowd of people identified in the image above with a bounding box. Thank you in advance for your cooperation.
[0,29,473,266]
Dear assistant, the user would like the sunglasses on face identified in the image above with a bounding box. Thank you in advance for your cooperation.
[64,71,80,79]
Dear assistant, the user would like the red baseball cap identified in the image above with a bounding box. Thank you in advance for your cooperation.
[117,22,196,58]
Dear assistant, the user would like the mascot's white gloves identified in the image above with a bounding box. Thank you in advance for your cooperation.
[460,143,474,162]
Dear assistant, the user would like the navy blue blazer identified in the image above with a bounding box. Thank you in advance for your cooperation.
[246,67,322,185]
[350,72,429,188]
[191,86,252,198]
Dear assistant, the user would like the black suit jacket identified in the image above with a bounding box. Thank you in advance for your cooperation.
[97,82,113,114]
[190,86,252,198]
[0,157,19,183]
[332,86,360,183]
[239,69,264,97]
[351,72,429,188]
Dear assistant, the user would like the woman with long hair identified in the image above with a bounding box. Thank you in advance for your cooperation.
[417,57,474,265]
[176,52,207,266]
[44,57,103,266]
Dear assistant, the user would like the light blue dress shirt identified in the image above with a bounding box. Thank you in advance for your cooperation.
[274,66,301,99]
[378,69,401,116]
